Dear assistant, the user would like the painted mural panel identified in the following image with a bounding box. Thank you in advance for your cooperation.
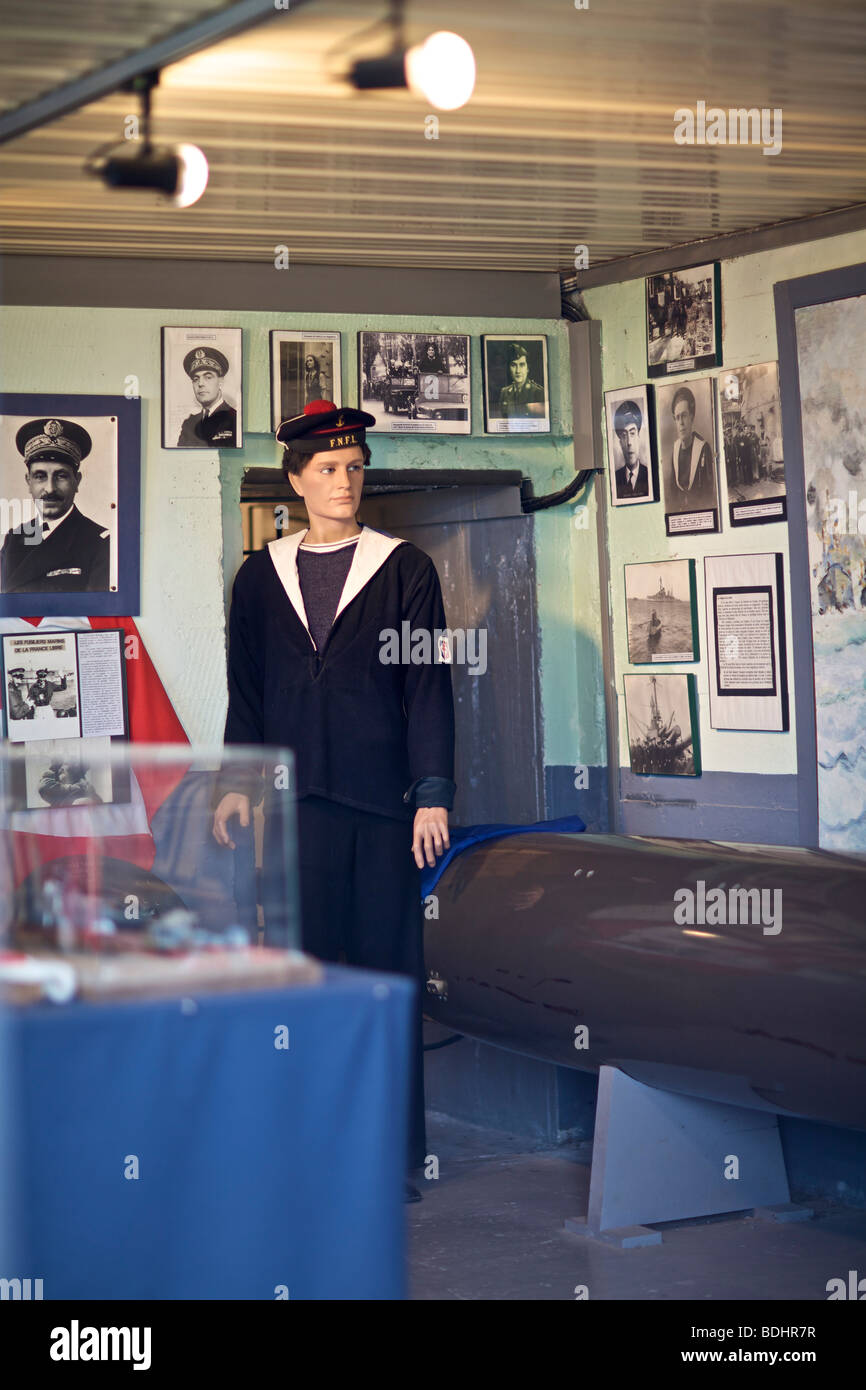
[795,293,866,849]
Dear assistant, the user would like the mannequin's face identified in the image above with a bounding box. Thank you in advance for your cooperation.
[288,444,365,522]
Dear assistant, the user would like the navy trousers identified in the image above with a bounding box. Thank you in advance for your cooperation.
[294,794,427,1172]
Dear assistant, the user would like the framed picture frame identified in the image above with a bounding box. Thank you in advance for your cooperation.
[1,625,131,811]
[604,383,658,506]
[719,363,787,526]
[623,671,701,777]
[1,627,130,744]
[161,326,243,449]
[646,263,722,378]
[704,552,789,732]
[358,331,471,435]
[624,559,699,663]
[270,330,342,431]
[4,735,130,813]
[482,335,550,433]
[0,393,140,618]
[657,375,721,535]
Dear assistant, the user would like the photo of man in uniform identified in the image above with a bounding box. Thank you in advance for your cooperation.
[29,668,66,708]
[612,399,650,498]
[499,342,545,418]
[0,418,110,594]
[6,667,34,721]
[176,346,238,447]
[213,399,456,1205]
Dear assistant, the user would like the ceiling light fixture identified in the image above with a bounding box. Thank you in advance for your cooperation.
[84,71,209,208]
[348,0,475,111]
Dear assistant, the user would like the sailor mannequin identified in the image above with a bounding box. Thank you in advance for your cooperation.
[213,400,456,1202]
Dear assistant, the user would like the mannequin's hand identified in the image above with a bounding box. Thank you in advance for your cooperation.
[412,807,450,869]
[212,793,250,850]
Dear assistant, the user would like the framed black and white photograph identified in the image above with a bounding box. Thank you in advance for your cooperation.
[704,552,789,731]
[604,383,658,506]
[719,363,787,526]
[161,326,243,449]
[623,672,701,777]
[0,393,140,619]
[646,263,721,378]
[270,330,341,431]
[17,735,116,811]
[482,335,550,433]
[1,626,129,744]
[624,559,699,663]
[657,375,720,535]
[359,331,471,435]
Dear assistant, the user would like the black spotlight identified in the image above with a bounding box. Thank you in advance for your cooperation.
[347,0,475,111]
[84,71,208,208]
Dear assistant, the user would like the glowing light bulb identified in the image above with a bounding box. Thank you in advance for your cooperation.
[174,144,209,207]
[405,32,476,111]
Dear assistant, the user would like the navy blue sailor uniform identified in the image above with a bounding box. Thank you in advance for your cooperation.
[221,403,456,1172]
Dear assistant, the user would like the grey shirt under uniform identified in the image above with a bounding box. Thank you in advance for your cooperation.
[295,534,360,654]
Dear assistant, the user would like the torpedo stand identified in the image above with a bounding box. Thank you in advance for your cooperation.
[564,1065,813,1248]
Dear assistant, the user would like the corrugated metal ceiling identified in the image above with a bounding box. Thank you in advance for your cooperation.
[1,0,865,271]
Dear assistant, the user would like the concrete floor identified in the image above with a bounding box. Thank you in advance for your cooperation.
[408,1112,866,1301]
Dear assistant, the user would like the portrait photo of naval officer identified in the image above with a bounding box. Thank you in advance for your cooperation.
[604,383,658,507]
[161,326,243,449]
[0,416,114,595]
[613,401,649,498]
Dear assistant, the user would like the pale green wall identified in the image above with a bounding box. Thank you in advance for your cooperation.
[584,227,866,778]
[0,306,606,778]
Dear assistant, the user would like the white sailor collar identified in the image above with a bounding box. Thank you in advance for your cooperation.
[267,523,405,643]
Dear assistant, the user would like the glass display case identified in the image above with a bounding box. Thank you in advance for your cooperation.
[0,742,309,1003]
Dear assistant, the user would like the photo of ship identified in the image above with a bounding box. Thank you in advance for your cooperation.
[624,559,698,663]
[624,672,699,777]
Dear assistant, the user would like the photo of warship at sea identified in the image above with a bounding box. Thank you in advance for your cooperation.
[625,559,697,663]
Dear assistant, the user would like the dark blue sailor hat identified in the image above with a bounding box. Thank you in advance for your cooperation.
[276,399,376,456]
[613,399,643,432]
[183,346,229,377]
[16,418,93,470]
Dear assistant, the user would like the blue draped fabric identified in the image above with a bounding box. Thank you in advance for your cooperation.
[419,814,586,896]
[0,966,412,1300]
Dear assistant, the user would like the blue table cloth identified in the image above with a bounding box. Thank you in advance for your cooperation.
[0,964,412,1300]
